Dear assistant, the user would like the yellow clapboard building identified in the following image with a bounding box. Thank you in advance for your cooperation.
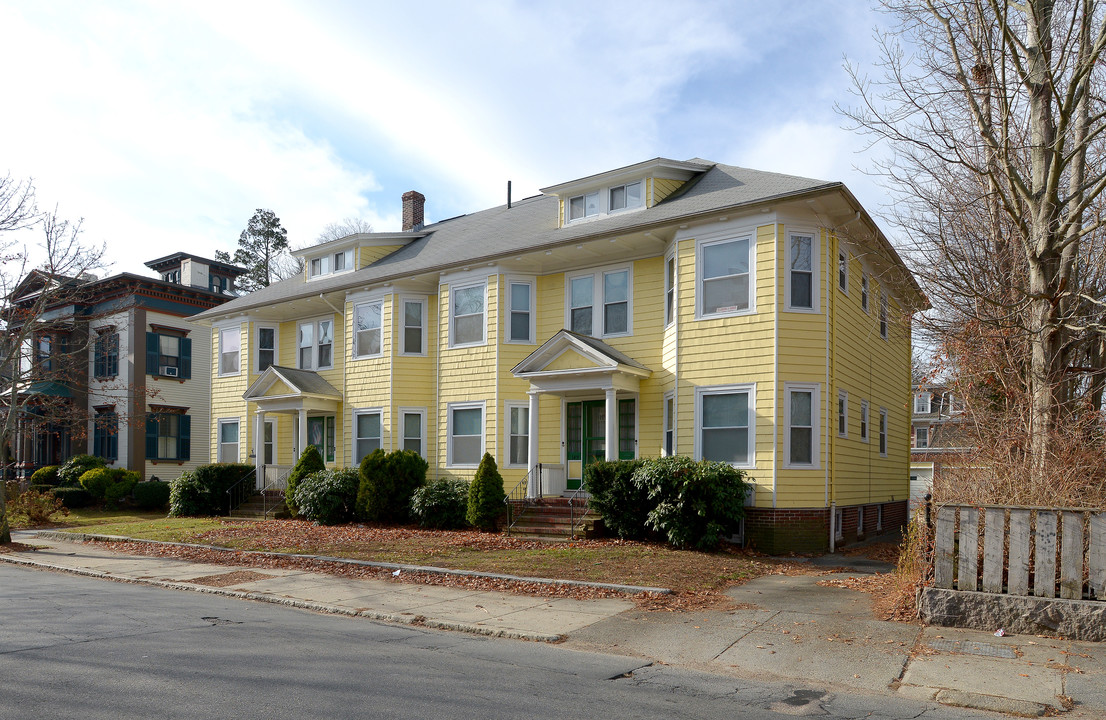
[192,159,925,553]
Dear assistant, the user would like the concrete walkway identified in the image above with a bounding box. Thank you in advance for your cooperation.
[5,530,1105,717]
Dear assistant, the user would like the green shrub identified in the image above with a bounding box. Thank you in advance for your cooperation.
[168,464,254,516]
[633,456,750,550]
[52,486,93,509]
[411,478,470,529]
[293,468,360,525]
[133,481,171,511]
[583,459,649,539]
[30,465,61,487]
[79,467,115,501]
[467,453,506,532]
[285,446,325,517]
[28,483,56,495]
[103,473,138,509]
[58,455,106,487]
[356,449,428,523]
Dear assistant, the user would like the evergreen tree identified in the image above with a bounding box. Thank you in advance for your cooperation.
[215,208,289,293]
[466,453,506,532]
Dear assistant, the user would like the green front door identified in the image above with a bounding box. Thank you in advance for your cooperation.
[566,399,635,490]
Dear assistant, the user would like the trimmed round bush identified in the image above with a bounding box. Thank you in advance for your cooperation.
[104,472,138,509]
[58,455,106,487]
[410,478,470,529]
[169,472,205,517]
[79,467,115,501]
[285,445,325,517]
[52,486,93,509]
[467,453,506,532]
[633,456,750,550]
[293,468,360,525]
[30,465,61,487]
[133,481,171,511]
[357,449,428,523]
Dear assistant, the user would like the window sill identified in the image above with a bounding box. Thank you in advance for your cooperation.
[696,308,756,321]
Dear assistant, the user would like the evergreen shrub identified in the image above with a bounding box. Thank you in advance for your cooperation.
[410,478,470,529]
[467,453,506,532]
[293,468,360,525]
[285,446,325,517]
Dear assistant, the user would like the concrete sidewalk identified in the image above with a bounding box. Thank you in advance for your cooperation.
[5,530,1105,717]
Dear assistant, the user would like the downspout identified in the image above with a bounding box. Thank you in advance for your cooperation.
[772,222,779,509]
[826,231,833,551]
[436,281,443,481]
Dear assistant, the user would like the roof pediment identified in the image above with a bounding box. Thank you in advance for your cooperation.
[512,330,650,378]
[243,365,342,402]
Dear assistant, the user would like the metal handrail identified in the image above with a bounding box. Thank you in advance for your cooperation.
[567,483,590,540]
[261,466,294,518]
[224,467,257,516]
[505,463,542,536]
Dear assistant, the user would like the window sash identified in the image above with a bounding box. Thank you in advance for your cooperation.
[879,410,888,455]
[790,234,814,309]
[700,391,750,464]
[452,285,485,346]
[838,249,848,291]
[220,328,240,375]
[355,303,383,357]
[837,393,848,437]
[508,406,528,466]
[159,415,181,460]
[450,406,482,465]
[915,427,929,449]
[508,283,531,343]
[603,270,628,334]
[403,300,423,354]
[402,412,423,455]
[788,390,814,465]
[860,401,870,441]
[665,256,676,326]
[861,275,870,311]
[354,412,382,464]
[569,276,594,335]
[258,328,275,372]
[701,238,750,314]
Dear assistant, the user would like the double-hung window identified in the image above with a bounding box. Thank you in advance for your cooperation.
[788,232,815,310]
[506,403,528,467]
[149,331,193,379]
[663,392,675,456]
[568,191,598,221]
[218,419,239,463]
[256,327,276,372]
[402,299,425,354]
[448,403,483,467]
[354,302,383,358]
[915,426,929,449]
[451,283,485,347]
[353,410,382,464]
[608,181,642,212]
[861,274,870,312]
[218,327,239,376]
[400,409,425,456]
[785,384,818,467]
[696,385,754,467]
[93,409,118,461]
[837,391,848,438]
[860,400,870,442]
[838,249,849,293]
[879,409,888,456]
[93,332,119,378]
[507,282,533,343]
[146,410,191,461]
[914,393,931,414]
[699,236,751,316]
[879,293,889,339]
[298,318,334,369]
[567,267,631,337]
[665,255,676,326]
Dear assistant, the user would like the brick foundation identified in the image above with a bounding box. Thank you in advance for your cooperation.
[744,499,908,554]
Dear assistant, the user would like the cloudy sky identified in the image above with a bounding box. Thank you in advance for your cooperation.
[0,0,894,276]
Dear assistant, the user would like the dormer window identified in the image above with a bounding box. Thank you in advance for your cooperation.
[609,181,642,212]
[568,192,599,222]
[209,274,228,294]
[308,250,353,279]
[163,270,181,284]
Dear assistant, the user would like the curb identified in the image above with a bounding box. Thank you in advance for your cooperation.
[0,551,564,643]
[935,689,1049,717]
[30,530,671,596]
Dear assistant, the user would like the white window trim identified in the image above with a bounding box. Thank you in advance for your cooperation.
[352,300,385,360]
[860,400,870,443]
[879,292,889,339]
[352,407,384,464]
[566,190,600,224]
[398,407,426,458]
[255,324,278,374]
[217,325,242,378]
[564,263,633,338]
[504,401,529,469]
[914,392,932,414]
[217,418,240,463]
[503,278,536,345]
[447,401,485,468]
[664,251,677,327]
[838,248,849,295]
[696,233,757,319]
[915,425,930,449]
[307,249,354,281]
[398,296,428,356]
[785,228,820,313]
[607,180,644,215]
[837,390,848,439]
[784,383,820,469]
[861,273,870,313]
[663,390,676,457]
[879,408,889,457]
[298,316,336,370]
[694,383,756,469]
[449,280,488,349]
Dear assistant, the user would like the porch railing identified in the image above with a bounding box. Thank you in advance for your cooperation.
[567,482,590,540]
[934,503,1106,600]
[505,463,542,536]
[224,467,257,516]
[261,465,294,518]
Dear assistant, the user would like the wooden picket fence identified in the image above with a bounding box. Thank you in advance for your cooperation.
[933,504,1106,601]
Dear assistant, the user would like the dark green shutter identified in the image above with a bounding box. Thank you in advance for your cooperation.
[146,333,159,375]
[179,337,192,379]
[178,415,191,461]
[145,413,159,458]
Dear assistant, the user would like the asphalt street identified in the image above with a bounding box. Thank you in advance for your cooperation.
[0,565,1001,720]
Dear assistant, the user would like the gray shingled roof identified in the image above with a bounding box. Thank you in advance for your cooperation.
[194,160,917,321]
[249,365,342,399]
[563,330,650,371]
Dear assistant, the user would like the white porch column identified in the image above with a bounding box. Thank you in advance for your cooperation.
[254,410,266,485]
[527,391,540,497]
[297,408,308,460]
[605,388,618,461]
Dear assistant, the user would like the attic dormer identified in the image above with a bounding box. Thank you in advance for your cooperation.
[540,157,711,228]
[144,253,244,295]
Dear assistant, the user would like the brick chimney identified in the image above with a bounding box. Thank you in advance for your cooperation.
[402,190,425,231]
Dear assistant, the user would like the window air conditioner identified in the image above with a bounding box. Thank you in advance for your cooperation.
[162,366,179,377]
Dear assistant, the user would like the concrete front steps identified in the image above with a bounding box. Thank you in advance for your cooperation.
[229,491,285,519]
[506,497,601,540]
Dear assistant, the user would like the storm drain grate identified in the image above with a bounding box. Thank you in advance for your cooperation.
[927,639,1017,659]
